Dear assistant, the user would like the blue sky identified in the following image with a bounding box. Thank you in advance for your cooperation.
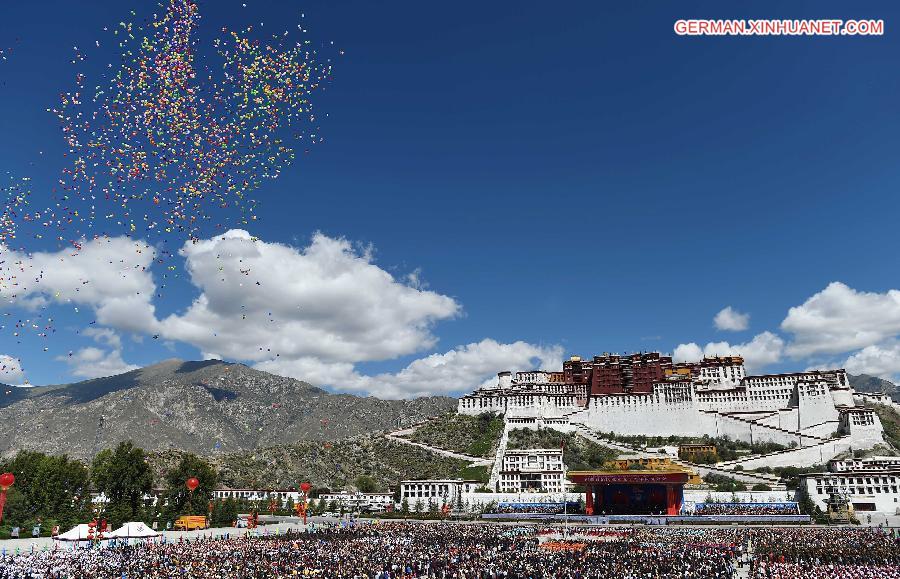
[1,1,900,396]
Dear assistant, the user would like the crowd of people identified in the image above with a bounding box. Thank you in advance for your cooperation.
[0,523,895,578]
[692,502,800,516]
[748,527,900,579]
[492,503,574,514]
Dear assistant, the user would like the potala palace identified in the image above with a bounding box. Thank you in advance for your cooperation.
[459,353,887,467]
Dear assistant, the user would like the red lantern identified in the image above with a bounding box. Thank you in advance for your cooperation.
[186,477,200,492]
[0,472,13,525]
[300,482,311,493]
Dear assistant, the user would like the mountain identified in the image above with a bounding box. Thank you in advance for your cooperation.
[849,373,899,403]
[0,359,456,461]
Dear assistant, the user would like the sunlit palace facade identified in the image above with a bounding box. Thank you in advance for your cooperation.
[458,353,884,458]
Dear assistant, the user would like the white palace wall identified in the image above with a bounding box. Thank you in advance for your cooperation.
[458,367,886,461]
[567,395,718,439]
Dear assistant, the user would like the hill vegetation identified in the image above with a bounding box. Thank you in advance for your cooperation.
[596,432,789,463]
[404,412,504,457]
[506,428,617,470]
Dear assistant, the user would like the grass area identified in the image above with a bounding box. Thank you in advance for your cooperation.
[597,432,789,462]
[406,412,504,458]
[506,428,617,470]
[749,464,825,490]
[702,473,747,492]
[457,465,490,483]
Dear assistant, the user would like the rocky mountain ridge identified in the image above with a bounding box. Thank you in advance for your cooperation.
[848,373,899,403]
[0,359,455,461]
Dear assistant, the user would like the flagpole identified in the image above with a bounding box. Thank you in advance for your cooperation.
[562,439,568,539]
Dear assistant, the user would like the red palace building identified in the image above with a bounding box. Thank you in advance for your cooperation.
[564,352,683,396]
[568,470,690,516]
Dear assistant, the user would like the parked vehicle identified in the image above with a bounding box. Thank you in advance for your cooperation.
[173,516,207,531]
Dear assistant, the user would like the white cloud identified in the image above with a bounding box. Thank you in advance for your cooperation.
[2,229,563,397]
[0,236,159,333]
[158,230,460,364]
[714,306,749,331]
[82,327,122,350]
[672,331,784,372]
[0,355,25,383]
[672,343,703,363]
[782,282,900,357]
[57,346,139,379]
[843,342,900,381]
[256,339,564,399]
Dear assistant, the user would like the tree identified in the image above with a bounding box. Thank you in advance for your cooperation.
[355,475,378,493]
[400,498,410,516]
[160,453,217,521]
[751,483,772,491]
[212,498,239,526]
[91,441,154,527]
[1,450,91,530]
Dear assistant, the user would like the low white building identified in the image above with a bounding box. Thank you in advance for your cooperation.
[828,456,900,472]
[400,479,482,509]
[212,488,302,505]
[498,448,566,493]
[316,491,394,512]
[803,456,900,514]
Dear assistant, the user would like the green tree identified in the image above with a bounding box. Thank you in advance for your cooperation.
[355,475,378,493]
[160,453,217,521]
[1,450,91,530]
[91,441,153,527]
[400,498,410,516]
[310,498,325,515]
[212,498,239,526]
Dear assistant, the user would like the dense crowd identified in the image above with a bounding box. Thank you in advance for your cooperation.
[749,528,900,579]
[493,503,572,514]
[752,563,900,579]
[748,527,899,565]
[693,502,799,516]
[0,523,895,578]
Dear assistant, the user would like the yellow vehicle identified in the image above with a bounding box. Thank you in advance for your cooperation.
[173,516,208,531]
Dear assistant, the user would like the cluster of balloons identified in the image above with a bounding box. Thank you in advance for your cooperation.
[0,0,336,353]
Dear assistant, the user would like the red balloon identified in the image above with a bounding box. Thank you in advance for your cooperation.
[186,477,200,492]
[0,472,13,490]
[300,482,311,493]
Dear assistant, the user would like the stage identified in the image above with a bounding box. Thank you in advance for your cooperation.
[568,470,690,516]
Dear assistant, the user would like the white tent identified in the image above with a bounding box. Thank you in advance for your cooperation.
[106,521,160,539]
[54,523,95,542]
